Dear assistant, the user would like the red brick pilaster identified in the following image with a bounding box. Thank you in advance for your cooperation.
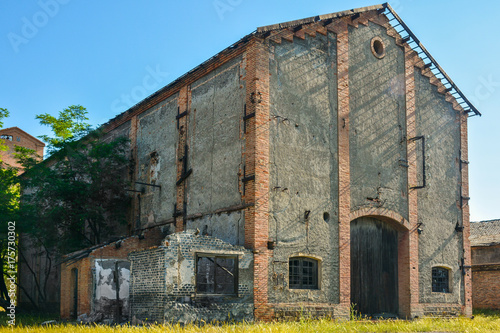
[243,38,272,321]
[175,86,190,233]
[460,112,473,316]
[404,45,421,318]
[328,19,350,316]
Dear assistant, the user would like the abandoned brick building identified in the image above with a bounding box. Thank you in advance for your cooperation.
[59,3,480,322]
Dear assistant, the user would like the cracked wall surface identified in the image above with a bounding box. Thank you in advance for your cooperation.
[136,95,179,227]
[348,22,408,218]
[268,31,339,306]
[185,55,246,243]
[414,69,463,306]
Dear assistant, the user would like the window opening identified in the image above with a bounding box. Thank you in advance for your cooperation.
[432,267,450,293]
[0,135,13,141]
[289,257,319,289]
[196,254,237,295]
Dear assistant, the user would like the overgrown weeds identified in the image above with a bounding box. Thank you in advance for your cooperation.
[0,309,499,332]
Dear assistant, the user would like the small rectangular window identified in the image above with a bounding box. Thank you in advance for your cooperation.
[196,254,237,295]
[432,267,450,293]
[289,257,319,289]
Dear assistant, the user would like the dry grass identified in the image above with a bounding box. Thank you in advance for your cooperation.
[1,310,499,332]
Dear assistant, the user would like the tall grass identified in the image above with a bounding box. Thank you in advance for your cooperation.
[1,311,499,332]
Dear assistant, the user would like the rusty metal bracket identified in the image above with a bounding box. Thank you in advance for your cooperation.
[173,203,183,218]
[241,166,255,195]
[242,175,255,183]
[243,104,255,133]
[135,181,161,189]
[176,169,192,186]
[409,136,426,189]
[460,258,472,276]
[176,144,193,186]
[460,196,470,208]
[176,107,188,129]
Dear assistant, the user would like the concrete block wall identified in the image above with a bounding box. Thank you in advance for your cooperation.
[129,230,254,323]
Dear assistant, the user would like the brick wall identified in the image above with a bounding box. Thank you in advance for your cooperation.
[60,228,164,319]
[129,230,254,324]
[472,245,500,310]
[472,267,500,309]
[243,37,272,321]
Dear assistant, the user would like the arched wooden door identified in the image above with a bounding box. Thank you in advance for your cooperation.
[350,216,398,317]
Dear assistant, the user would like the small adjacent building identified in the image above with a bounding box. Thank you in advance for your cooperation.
[470,220,500,310]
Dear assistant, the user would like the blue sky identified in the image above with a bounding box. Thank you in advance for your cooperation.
[1,0,498,222]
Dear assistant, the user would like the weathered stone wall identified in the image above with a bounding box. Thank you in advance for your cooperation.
[348,21,408,219]
[187,56,245,216]
[136,95,178,227]
[268,31,339,306]
[129,230,254,323]
[414,69,463,306]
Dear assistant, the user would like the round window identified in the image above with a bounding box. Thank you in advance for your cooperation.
[371,37,386,59]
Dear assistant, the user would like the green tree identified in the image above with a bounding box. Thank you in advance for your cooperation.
[19,130,130,253]
[36,105,90,153]
[0,108,18,309]
[15,105,131,309]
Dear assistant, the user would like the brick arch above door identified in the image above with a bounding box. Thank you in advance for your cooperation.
[350,207,410,231]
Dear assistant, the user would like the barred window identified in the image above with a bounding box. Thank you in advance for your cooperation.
[196,254,237,295]
[289,257,319,289]
[432,267,450,293]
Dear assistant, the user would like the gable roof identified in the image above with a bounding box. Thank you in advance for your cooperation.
[0,126,46,146]
[470,220,500,247]
[103,3,479,134]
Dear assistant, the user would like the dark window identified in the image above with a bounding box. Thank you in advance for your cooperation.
[289,257,319,289]
[196,254,237,295]
[432,267,450,293]
[0,135,13,141]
